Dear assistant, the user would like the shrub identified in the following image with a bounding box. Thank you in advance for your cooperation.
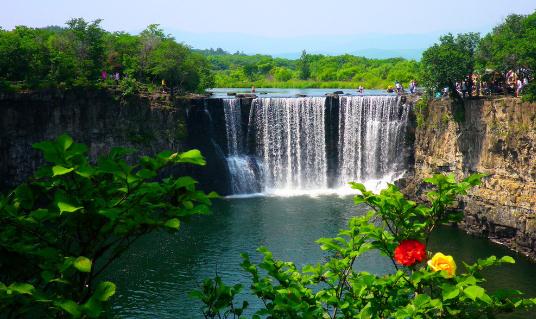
[193,173,536,318]
[0,134,216,317]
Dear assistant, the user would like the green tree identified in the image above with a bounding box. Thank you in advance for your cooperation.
[297,50,311,80]
[421,33,480,98]
[0,26,52,87]
[64,18,106,85]
[272,67,293,82]
[0,134,216,317]
[148,39,203,93]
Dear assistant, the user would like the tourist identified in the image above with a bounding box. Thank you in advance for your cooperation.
[409,80,416,94]
[251,85,256,93]
[114,72,120,83]
[442,86,449,97]
[161,79,166,94]
[516,78,523,97]
[462,81,468,98]
[101,70,107,81]
[395,81,404,94]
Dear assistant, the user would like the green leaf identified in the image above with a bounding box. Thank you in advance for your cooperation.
[92,281,116,301]
[442,284,460,300]
[73,257,92,273]
[57,134,74,151]
[52,165,74,176]
[58,202,83,214]
[55,299,81,318]
[500,256,515,264]
[8,283,35,295]
[33,140,62,163]
[136,168,157,179]
[176,149,206,165]
[464,285,485,301]
[164,218,180,230]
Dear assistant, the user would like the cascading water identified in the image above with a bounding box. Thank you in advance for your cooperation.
[249,97,328,192]
[223,99,261,194]
[338,96,410,186]
[220,95,410,196]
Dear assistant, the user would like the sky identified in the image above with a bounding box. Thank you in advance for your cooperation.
[1,0,535,58]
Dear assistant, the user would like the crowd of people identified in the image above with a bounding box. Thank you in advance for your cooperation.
[434,69,532,99]
[385,80,418,95]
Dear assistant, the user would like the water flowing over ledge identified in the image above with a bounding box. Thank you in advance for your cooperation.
[217,95,412,197]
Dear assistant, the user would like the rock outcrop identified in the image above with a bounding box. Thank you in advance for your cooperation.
[0,89,190,190]
[402,97,536,259]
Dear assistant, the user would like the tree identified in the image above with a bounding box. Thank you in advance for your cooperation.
[476,13,536,72]
[0,134,217,317]
[297,50,311,80]
[421,33,480,98]
[148,39,200,93]
[0,26,52,86]
[63,18,106,84]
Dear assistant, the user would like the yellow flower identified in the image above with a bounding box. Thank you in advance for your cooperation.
[427,252,456,278]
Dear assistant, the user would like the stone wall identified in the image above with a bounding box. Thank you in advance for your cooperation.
[0,89,189,191]
[402,97,536,259]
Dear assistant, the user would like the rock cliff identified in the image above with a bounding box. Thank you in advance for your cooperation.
[402,97,536,259]
[0,89,189,190]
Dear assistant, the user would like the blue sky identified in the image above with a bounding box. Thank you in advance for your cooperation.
[1,0,534,57]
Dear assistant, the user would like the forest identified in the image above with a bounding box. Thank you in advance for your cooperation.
[0,19,213,95]
[200,50,420,89]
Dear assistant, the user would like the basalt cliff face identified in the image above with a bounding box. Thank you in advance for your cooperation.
[0,90,190,190]
[401,97,536,259]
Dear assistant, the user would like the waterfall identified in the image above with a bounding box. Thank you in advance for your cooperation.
[338,96,410,186]
[219,95,410,196]
[249,97,327,192]
[223,99,261,194]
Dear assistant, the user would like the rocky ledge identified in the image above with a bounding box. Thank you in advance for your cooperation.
[400,97,536,260]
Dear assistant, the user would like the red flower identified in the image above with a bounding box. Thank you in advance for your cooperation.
[394,240,426,266]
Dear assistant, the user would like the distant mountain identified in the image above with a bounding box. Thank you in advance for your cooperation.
[350,49,423,60]
[169,30,437,59]
[270,49,424,60]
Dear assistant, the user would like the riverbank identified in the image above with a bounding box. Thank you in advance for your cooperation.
[399,96,536,260]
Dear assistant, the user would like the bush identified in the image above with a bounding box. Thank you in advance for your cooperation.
[0,134,217,317]
[117,76,140,97]
[193,173,536,318]
[522,82,536,102]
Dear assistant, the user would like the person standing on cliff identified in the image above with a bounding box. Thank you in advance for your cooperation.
[251,86,256,93]
[516,78,523,97]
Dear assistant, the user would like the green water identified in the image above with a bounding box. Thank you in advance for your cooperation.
[106,195,536,318]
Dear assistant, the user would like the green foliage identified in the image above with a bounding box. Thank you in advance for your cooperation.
[415,97,428,128]
[0,19,213,94]
[206,51,420,89]
[476,13,536,73]
[193,173,536,318]
[189,277,248,319]
[0,134,217,317]
[421,33,480,96]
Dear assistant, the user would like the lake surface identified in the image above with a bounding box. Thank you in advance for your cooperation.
[106,195,536,318]
[207,87,397,98]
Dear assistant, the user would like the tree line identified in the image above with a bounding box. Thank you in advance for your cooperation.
[1,11,535,99]
[0,19,213,95]
[200,50,420,89]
